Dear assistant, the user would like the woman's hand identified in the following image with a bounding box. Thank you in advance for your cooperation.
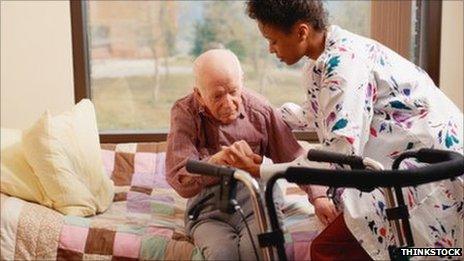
[220,140,262,178]
[313,197,338,226]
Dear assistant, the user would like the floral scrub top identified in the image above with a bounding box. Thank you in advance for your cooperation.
[281,25,463,259]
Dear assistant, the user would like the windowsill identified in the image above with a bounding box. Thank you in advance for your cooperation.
[99,130,319,143]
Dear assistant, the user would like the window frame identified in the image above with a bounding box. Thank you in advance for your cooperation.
[70,0,441,143]
[370,0,442,84]
[415,0,442,85]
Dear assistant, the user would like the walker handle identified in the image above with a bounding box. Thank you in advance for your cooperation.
[307,149,365,169]
[186,159,235,177]
[416,148,463,163]
[285,157,463,191]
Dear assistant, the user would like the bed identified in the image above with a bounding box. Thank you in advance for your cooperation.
[1,141,323,260]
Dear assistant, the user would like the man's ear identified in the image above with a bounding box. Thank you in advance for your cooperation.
[194,87,205,106]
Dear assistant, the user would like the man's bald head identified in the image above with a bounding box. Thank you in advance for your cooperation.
[193,49,243,92]
[193,49,244,125]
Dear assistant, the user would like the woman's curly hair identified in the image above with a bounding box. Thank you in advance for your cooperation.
[246,0,328,33]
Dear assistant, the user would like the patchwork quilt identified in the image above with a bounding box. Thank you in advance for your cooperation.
[1,142,322,260]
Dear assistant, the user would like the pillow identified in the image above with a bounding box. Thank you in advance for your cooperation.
[22,99,114,216]
[0,128,50,204]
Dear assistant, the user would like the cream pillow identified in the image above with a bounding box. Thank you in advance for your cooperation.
[22,99,114,216]
[1,128,49,204]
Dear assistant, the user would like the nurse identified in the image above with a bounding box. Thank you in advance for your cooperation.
[246,0,463,259]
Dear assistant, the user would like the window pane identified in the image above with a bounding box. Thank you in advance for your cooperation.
[86,1,371,132]
[325,1,371,37]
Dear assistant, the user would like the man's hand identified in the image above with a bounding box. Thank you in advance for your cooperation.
[219,140,262,178]
[208,149,232,165]
[313,197,338,226]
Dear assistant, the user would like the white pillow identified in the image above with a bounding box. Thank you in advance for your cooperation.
[22,99,114,216]
[1,128,49,204]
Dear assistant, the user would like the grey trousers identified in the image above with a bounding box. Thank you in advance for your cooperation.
[185,182,262,261]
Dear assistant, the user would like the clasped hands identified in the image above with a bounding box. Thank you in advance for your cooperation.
[207,140,339,226]
[208,140,262,178]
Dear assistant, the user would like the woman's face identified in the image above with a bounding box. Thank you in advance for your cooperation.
[258,22,308,65]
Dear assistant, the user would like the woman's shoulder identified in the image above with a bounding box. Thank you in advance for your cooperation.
[313,26,377,73]
[327,25,375,46]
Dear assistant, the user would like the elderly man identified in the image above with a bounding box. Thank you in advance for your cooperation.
[166,49,325,260]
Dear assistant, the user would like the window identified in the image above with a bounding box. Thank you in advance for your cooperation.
[71,0,438,143]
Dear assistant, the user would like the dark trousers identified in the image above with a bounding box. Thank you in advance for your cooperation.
[311,214,372,260]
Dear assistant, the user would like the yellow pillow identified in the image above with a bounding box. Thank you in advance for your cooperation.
[22,99,114,216]
[1,128,49,204]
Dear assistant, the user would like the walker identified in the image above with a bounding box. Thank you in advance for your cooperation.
[186,149,464,260]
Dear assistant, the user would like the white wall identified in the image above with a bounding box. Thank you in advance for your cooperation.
[440,0,463,111]
[1,1,75,129]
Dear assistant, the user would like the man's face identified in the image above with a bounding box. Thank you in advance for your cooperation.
[258,22,307,65]
[197,73,242,125]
